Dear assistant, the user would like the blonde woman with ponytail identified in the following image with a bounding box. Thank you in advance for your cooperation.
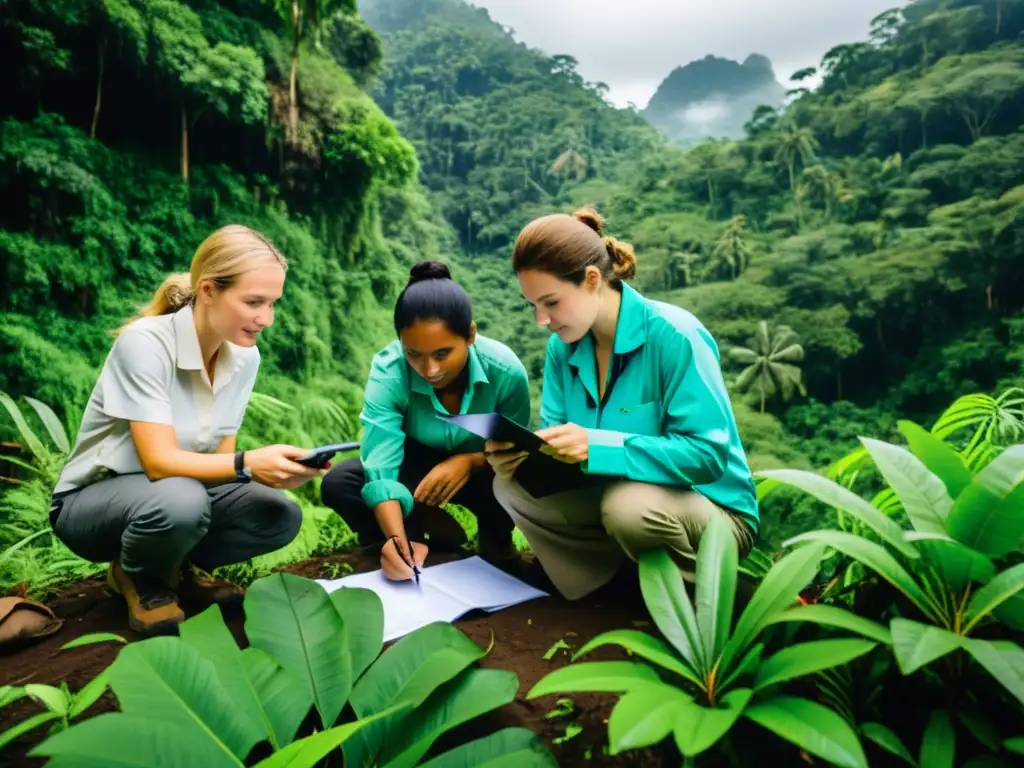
[485,209,759,600]
[50,225,323,635]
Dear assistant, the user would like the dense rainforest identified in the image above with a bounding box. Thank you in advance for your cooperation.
[362,0,1024,474]
[2,0,1024,551]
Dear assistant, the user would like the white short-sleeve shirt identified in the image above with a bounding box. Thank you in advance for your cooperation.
[54,305,260,495]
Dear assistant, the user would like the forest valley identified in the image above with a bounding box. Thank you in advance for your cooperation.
[0,0,1023,765]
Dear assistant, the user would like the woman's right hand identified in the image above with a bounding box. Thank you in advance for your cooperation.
[245,444,325,489]
[381,536,428,581]
[483,440,528,479]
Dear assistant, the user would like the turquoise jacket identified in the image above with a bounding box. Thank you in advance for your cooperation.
[540,283,759,532]
[360,335,531,516]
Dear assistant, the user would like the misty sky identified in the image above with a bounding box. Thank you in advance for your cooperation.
[467,0,907,108]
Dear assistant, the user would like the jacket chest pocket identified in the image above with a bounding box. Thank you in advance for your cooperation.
[605,401,661,436]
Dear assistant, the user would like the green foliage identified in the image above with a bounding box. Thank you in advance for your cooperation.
[527,522,880,764]
[6,573,556,766]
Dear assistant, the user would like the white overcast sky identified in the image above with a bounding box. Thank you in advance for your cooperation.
[467,0,908,108]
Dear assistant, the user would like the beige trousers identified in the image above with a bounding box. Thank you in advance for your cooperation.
[493,475,756,600]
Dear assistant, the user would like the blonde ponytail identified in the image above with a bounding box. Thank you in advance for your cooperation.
[115,225,287,336]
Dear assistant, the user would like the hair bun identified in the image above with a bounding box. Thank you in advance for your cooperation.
[572,207,604,236]
[408,260,452,284]
[604,236,637,281]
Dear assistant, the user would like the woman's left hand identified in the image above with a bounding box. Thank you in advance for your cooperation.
[536,423,589,464]
[414,454,475,507]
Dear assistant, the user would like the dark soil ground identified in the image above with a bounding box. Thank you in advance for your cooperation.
[0,550,678,767]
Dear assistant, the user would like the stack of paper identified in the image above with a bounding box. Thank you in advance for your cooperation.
[315,556,549,642]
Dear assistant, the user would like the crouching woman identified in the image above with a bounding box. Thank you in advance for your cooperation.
[49,225,324,635]
[487,209,759,600]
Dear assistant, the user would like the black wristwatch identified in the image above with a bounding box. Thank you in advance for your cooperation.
[235,451,252,484]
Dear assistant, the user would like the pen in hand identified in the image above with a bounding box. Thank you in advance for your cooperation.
[389,534,421,585]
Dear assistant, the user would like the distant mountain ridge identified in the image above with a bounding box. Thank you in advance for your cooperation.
[643,53,787,143]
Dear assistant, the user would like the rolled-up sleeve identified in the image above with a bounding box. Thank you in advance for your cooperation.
[101,330,174,424]
[359,353,414,516]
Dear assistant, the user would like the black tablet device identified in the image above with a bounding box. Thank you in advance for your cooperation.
[439,413,599,497]
[438,413,545,452]
[294,441,361,469]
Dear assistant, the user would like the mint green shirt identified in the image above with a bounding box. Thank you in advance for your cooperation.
[540,283,759,532]
[360,335,531,515]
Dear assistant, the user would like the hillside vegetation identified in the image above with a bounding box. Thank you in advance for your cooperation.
[364,0,1024,479]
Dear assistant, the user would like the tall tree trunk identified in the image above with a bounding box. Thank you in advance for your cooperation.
[91,39,106,138]
[288,0,302,141]
[836,368,842,400]
[181,104,189,183]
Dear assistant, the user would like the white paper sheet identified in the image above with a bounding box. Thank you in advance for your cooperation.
[316,556,548,642]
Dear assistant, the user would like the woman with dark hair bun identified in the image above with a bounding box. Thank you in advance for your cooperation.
[321,260,531,580]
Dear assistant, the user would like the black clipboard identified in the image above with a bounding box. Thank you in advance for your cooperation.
[439,413,599,498]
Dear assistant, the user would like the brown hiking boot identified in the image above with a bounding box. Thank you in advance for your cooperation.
[173,563,244,608]
[106,562,184,635]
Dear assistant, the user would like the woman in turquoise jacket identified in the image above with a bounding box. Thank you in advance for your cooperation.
[486,208,758,600]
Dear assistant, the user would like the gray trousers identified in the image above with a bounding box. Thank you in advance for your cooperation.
[50,474,303,582]
[493,475,757,600]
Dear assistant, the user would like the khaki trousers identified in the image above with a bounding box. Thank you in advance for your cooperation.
[493,475,756,600]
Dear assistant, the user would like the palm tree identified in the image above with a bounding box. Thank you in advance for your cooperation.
[799,165,853,219]
[706,215,753,280]
[774,125,820,214]
[728,321,807,413]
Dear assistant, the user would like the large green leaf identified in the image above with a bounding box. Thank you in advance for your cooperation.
[919,710,955,768]
[754,639,877,692]
[607,682,691,754]
[718,541,827,674]
[756,469,917,557]
[244,572,351,729]
[946,445,1024,557]
[903,532,996,591]
[345,622,491,767]
[744,696,868,768]
[766,604,892,644]
[961,638,1024,708]
[179,605,282,749]
[378,669,519,768]
[695,512,738,669]
[672,688,751,757]
[783,531,937,620]
[349,622,487,716]
[898,421,972,500]
[255,707,399,768]
[890,619,962,676]
[23,395,70,454]
[241,648,312,749]
[0,391,45,459]
[638,547,705,674]
[995,592,1024,631]
[30,714,238,767]
[329,586,384,682]
[108,637,261,762]
[572,628,699,686]
[860,437,951,534]
[527,661,662,699]
[860,722,917,766]
[964,562,1024,632]
[1004,736,1024,756]
[417,728,558,768]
